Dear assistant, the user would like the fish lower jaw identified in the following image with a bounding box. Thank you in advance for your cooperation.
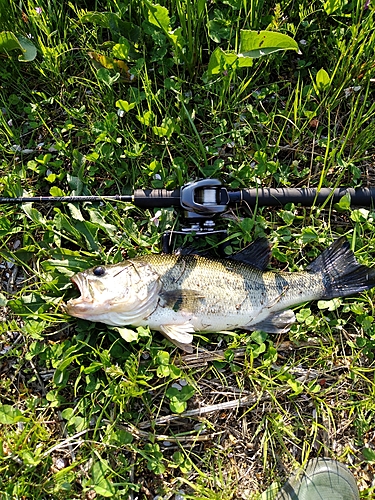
[63,298,104,318]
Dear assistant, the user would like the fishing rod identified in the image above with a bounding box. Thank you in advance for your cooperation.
[2,179,374,252]
[2,178,375,209]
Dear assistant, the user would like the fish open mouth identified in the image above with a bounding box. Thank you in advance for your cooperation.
[66,273,94,306]
[70,275,82,294]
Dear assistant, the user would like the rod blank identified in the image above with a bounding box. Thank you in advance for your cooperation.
[0,186,374,208]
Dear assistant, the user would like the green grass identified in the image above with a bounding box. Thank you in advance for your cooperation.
[1,0,375,498]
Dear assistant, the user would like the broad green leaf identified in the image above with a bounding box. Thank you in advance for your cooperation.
[287,378,303,395]
[54,211,81,239]
[147,459,165,474]
[166,384,195,403]
[197,0,206,17]
[156,365,170,377]
[337,192,351,210]
[300,227,318,242]
[0,31,22,53]
[324,0,345,15]
[96,67,120,87]
[8,293,49,315]
[156,351,170,365]
[351,208,369,222]
[0,404,27,424]
[359,315,373,331]
[180,384,195,401]
[49,187,65,198]
[147,3,170,31]
[23,319,46,339]
[315,68,330,91]
[19,450,42,466]
[161,116,178,137]
[68,203,85,222]
[90,460,116,497]
[116,99,136,112]
[111,429,133,445]
[239,30,299,59]
[137,110,155,126]
[251,330,268,345]
[53,368,70,387]
[363,447,375,462]
[207,19,231,43]
[296,308,312,323]
[61,408,75,420]
[169,400,187,413]
[166,387,180,399]
[0,31,37,62]
[22,204,46,225]
[317,298,342,311]
[152,125,168,137]
[112,327,139,342]
[83,362,103,374]
[94,482,116,497]
[206,31,298,76]
[168,27,185,51]
[80,12,112,27]
[351,303,365,315]
[112,39,130,60]
[75,221,99,251]
[69,416,86,432]
[46,173,56,182]
[81,12,139,42]
[88,209,117,237]
[16,35,37,62]
[91,460,109,483]
[207,47,238,75]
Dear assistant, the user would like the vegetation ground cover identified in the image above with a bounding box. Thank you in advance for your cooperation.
[1,0,375,498]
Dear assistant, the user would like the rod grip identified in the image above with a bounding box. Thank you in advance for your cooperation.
[237,187,375,207]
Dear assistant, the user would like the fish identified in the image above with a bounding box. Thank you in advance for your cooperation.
[63,237,375,353]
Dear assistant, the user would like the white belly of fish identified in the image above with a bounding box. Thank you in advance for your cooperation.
[137,299,268,338]
[143,307,254,332]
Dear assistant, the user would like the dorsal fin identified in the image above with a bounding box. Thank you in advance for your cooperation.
[228,237,271,270]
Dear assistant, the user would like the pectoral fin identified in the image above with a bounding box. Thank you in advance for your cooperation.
[160,322,195,353]
[246,309,296,334]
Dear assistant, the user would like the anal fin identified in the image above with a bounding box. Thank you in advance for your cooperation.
[246,309,296,334]
[160,322,195,353]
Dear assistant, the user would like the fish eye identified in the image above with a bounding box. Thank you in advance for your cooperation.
[93,266,106,277]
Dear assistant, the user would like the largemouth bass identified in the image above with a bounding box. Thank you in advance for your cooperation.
[64,237,375,352]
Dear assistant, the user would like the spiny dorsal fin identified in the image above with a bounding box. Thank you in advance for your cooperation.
[229,237,271,270]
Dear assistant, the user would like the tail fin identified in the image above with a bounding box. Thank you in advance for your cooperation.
[307,237,375,299]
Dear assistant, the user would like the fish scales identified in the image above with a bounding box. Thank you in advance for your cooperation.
[64,237,375,352]
[139,253,324,315]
